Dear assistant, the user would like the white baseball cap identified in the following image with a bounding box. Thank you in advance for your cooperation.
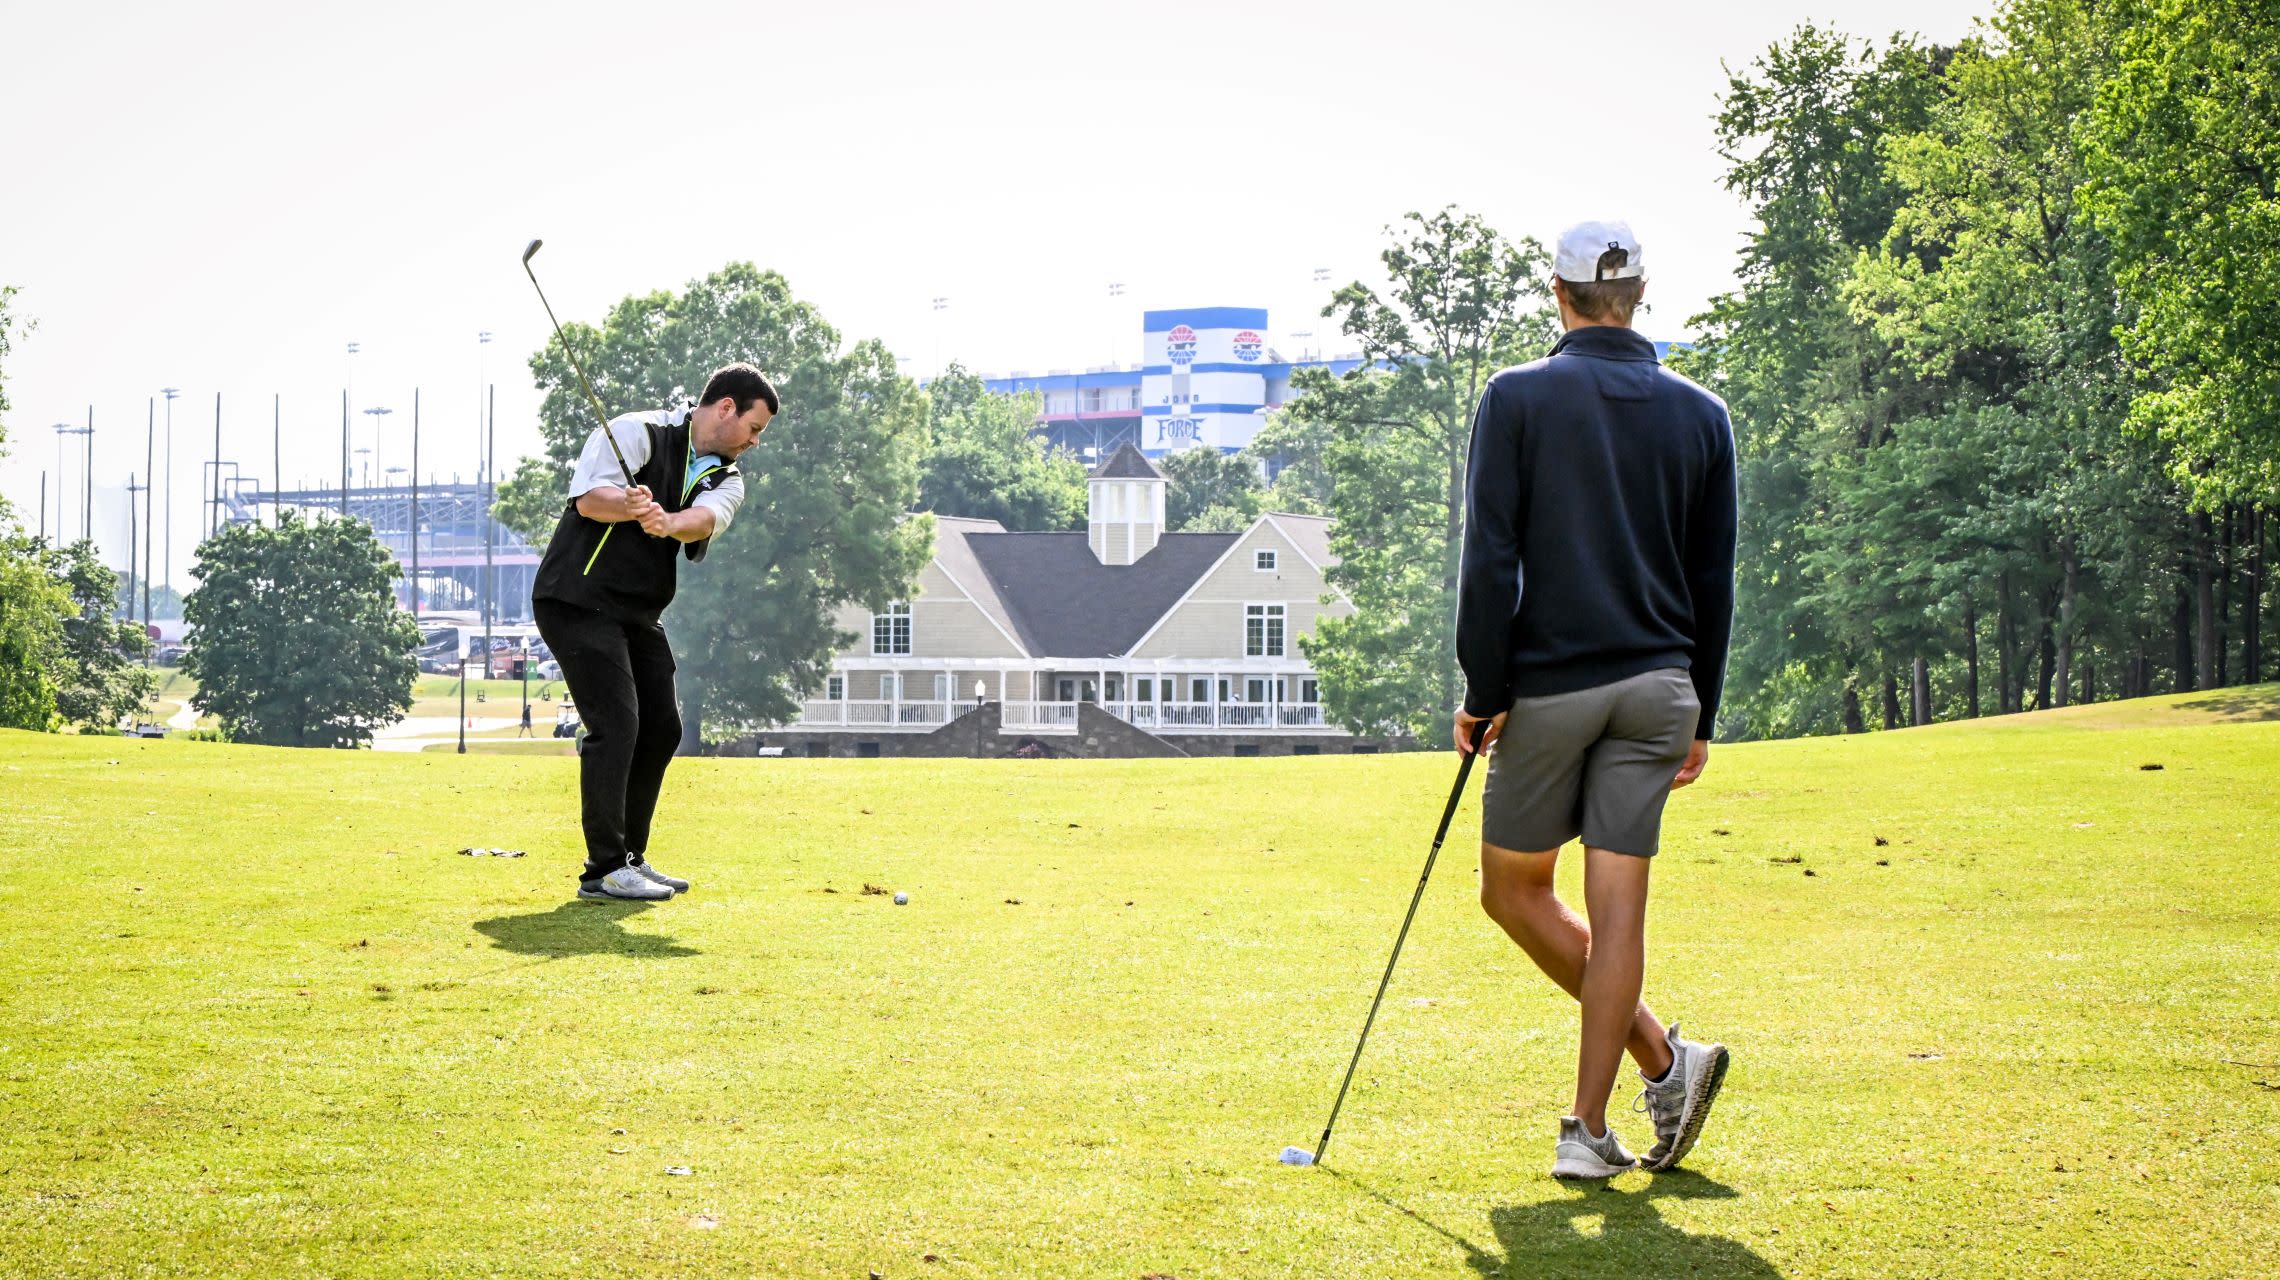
[1554,220,1646,283]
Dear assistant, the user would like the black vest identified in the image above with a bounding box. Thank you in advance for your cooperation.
[531,414,733,624]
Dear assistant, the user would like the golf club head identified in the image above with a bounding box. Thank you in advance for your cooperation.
[1279,1146,1317,1166]
[522,238,543,266]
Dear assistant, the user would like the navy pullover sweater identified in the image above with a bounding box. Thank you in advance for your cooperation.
[1456,326,1737,739]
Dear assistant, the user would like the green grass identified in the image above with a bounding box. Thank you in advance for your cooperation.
[2,688,2276,1277]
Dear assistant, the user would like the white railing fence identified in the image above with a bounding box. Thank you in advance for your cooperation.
[785,697,1332,735]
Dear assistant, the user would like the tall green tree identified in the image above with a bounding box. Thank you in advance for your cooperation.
[182,511,419,747]
[1161,446,1263,532]
[1674,26,1950,736]
[2085,0,2280,508]
[46,538,156,729]
[0,533,70,731]
[497,263,931,742]
[1291,207,1556,744]
[918,363,1086,531]
[1842,0,2184,712]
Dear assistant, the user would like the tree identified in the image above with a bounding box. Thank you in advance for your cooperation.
[1290,207,1556,744]
[918,363,1086,530]
[2085,0,2280,508]
[0,284,25,453]
[46,538,156,729]
[182,511,418,747]
[0,532,69,731]
[1161,446,1263,532]
[500,263,931,743]
[1673,27,1950,736]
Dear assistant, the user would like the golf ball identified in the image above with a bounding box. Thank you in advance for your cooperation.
[1279,1146,1316,1166]
[893,892,909,905]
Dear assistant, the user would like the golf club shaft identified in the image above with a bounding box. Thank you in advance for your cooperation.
[1313,718,1490,1164]
[520,253,639,490]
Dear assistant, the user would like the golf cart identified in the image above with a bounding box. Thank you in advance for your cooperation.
[553,699,582,740]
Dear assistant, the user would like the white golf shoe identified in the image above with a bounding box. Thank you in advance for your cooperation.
[1551,1116,1639,1179]
[626,857,690,893]
[577,866,674,901]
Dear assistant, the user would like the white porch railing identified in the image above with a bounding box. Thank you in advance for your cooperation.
[1000,701,1079,733]
[795,699,956,729]
[782,697,1333,736]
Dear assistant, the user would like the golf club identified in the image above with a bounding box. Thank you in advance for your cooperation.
[1285,717,1491,1168]
[520,239,639,490]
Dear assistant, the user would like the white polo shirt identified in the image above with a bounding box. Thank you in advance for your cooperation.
[566,407,748,536]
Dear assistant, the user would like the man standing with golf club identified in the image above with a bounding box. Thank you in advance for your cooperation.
[529,361,775,901]
[1455,220,1737,1178]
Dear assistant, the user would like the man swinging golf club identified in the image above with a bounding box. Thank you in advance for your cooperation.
[531,361,776,901]
[1456,220,1737,1178]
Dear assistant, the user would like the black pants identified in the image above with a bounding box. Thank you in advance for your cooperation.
[533,597,681,882]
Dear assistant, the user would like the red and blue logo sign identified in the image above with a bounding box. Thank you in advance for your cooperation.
[1232,330,1264,363]
[1166,324,1198,367]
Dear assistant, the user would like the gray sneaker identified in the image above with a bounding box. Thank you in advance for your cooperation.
[1551,1117,1639,1179]
[577,866,674,901]
[627,857,689,893]
[1632,1021,1729,1170]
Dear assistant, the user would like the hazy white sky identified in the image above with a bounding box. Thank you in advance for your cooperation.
[0,0,1993,587]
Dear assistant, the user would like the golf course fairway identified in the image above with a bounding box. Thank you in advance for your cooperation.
[2,689,2274,1278]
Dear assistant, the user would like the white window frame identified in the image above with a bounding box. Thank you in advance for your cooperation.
[826,675,845,701]
[872,601,912,655]
[1245,602,1286,657]
[1255,549,1278,572]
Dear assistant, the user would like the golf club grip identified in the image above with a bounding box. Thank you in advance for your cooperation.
[1313,719,1490,1162]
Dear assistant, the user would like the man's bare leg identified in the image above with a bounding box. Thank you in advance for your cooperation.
[1574,846,1652,1134]
[1479,842,1673,1096]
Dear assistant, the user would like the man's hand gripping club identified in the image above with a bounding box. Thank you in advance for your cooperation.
[574,485,715,543]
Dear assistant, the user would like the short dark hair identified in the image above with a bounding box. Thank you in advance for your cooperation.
[1562,247,1645,325]
[699,362,780,416]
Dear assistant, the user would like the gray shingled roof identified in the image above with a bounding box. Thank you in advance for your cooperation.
[963,531,1239,658]
[1266,513,1338,571]
[1090,442,1165,480]
[927,516,1021,644]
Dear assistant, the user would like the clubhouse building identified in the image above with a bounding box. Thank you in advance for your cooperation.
[741,443,1395,758]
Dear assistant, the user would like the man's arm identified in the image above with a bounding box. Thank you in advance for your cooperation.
[1456,378,1524,725]
[575,487,713,542]
[1683,410,1739,741]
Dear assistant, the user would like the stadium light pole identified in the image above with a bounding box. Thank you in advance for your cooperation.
[209,392,222,539]
[83,407,95,544]
[484,381,496,677]
[161,388,180,602]
[51,424,71,540]
[143,398,154,632]
[125,473,144,621]
[410,388,420,616]
[342,343,358,516]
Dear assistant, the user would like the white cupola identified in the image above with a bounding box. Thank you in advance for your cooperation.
[1087,442,1167,566]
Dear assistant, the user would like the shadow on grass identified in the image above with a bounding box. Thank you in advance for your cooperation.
[472,900,699,958]
[2176,684,2280,721]
[1332,1167,1778,1278]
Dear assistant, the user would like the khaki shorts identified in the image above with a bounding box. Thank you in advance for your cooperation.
[1482,667,1700,857]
